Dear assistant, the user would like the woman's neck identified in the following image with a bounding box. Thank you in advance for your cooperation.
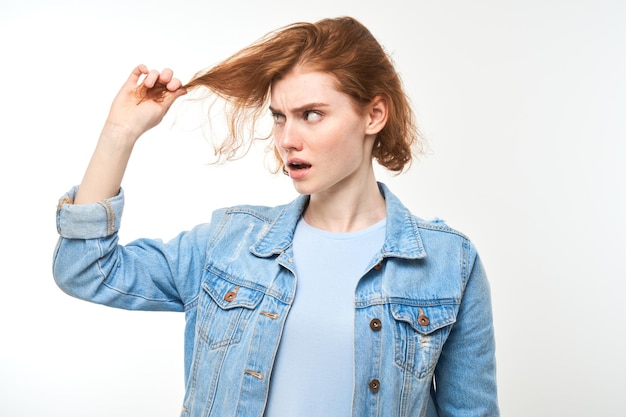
[303,179,386,233]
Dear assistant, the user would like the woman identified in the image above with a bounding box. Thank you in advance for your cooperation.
[54,16,498,417]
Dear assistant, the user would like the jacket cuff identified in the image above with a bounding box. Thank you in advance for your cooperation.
[56,186,124,239]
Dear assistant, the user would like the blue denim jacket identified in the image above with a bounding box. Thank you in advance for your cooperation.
[54,183,498,417]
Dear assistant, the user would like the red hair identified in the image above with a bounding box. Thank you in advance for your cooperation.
[149,17,421,172]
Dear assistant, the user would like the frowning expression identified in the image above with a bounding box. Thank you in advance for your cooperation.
[271,66,381,196]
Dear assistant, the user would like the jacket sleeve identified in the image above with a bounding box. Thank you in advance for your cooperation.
[52,186,212,311]
[432,244,500,417]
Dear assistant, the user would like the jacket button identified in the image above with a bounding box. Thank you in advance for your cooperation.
[418,314,430,326]
[369,318,382,331]
[373,262,383,270]
[369,379,380,393]
[224,286,240,302]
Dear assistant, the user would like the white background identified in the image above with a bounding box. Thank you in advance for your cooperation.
[1,1,625,416]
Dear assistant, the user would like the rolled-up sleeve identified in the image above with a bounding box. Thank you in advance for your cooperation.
[52,187,211,312]
[56,186,123,239]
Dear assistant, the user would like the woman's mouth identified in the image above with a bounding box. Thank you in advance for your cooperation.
[289,161,311,170]
[286,159,312,179]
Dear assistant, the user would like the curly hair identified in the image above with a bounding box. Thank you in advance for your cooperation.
[147,17,422,172]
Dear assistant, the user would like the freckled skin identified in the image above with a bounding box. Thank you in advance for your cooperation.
[271,66,376,198]
[270,66,389,232]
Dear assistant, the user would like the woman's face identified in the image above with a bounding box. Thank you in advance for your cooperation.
[271,66,380,197]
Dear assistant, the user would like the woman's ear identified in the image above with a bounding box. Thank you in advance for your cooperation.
[365,95,389,135]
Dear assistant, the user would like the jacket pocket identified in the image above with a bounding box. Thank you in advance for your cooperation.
[390,302,457,379]
[197,270,264,350]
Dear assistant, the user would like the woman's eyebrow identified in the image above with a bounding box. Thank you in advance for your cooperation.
[269,102,329,114]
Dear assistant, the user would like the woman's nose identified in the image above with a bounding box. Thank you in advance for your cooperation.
[276,121,302,151]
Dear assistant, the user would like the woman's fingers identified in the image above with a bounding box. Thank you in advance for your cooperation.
[159,68,173,84]
[127,64,149,86]
[166,76,183,91]
[143,69,161,88]
[140,67,181,89]
[164,84,187,105]
[125,65,183,91]
[107,65,186,133]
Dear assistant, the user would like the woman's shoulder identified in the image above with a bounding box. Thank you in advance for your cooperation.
[414,216,470,240]
[411,215,482,263]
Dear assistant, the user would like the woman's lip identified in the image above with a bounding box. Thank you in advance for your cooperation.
[285,158,312,179]
[287,158,311,167]
[287,164,311,180]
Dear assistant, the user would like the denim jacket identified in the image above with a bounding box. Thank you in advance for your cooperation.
[53,183,498,417]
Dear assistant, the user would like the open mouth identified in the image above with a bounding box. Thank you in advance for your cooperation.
[288,161,311,170]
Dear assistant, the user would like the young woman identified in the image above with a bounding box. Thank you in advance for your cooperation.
[54,16,499,417]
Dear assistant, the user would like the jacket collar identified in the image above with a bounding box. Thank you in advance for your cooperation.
[250,182,426,260]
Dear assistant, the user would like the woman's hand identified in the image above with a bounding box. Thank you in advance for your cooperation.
[73,65,186,204]
[104,64,187,141]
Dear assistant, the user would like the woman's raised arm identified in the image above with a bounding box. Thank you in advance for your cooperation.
[74,65,186,204]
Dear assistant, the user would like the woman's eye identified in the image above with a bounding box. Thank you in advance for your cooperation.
[304,111,322,122]
[272,113,286,124]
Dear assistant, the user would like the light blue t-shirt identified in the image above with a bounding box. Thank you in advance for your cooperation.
[264,217,386,416]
